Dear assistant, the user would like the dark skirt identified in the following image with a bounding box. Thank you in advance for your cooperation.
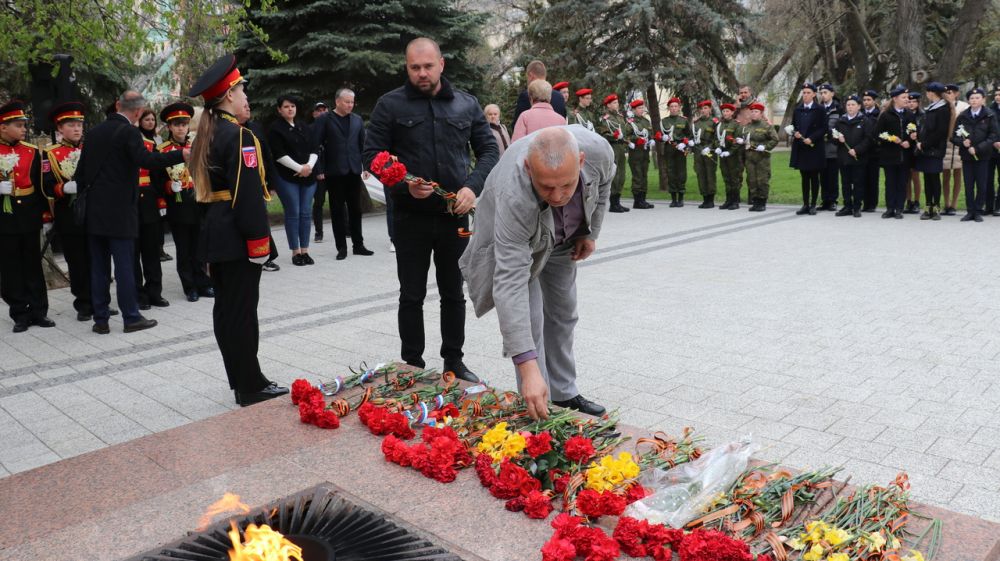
[914,154,943,174]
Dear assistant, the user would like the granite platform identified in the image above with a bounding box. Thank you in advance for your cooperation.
[1,394,998,561]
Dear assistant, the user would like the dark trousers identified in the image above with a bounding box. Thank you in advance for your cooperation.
[840,165,866,210]
[384,186,395,242]
[963,159,990,215]
[393,211,469,368]
[170,221,211,294]
[57,227,92,314]
[0,230,47,322]
[821,158,839,204]
[210,259,269,393]
[924,172,942,207]
[134,220,162,304]
[883,164,907,211]
[89,235,140,324]
[800,171,820,205]
[312,178,335,237]
[327,173,365,250]
[864,161,881,209]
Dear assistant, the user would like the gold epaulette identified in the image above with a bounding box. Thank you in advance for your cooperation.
[157,141,173,151]
[19,141,37,149]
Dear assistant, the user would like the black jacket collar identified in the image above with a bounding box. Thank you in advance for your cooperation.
[404,76,455,101]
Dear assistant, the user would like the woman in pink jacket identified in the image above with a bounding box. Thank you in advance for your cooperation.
[511,80,567,141]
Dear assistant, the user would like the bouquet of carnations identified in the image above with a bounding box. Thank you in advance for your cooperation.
[370,151,473,237]
[0,152,20,214]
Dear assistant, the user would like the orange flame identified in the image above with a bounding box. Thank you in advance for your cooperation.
[197,492,251,531]
[228,521,303,561]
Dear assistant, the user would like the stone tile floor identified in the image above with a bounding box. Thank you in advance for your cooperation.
[2,201,1000,522]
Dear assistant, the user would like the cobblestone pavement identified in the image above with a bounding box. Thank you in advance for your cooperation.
[3,202,999,521]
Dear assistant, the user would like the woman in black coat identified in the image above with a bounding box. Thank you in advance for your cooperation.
[833,95,874,217]
[788,83,827,215]
[875,86,916,219]
[914,83,952,220]
[267,95,319,265]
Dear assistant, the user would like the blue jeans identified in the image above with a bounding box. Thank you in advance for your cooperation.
[89,235,140,324]
[274,176,316,250]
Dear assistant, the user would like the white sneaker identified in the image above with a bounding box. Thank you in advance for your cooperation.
[388,242,396,253]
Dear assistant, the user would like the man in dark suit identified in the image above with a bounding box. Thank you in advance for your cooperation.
[76,90,186,334]
[510,60,567,130]
[313,88,374,260]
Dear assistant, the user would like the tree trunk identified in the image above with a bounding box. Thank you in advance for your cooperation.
[842,0,875,88]
[896,0,930,87]
[934,0,989,83]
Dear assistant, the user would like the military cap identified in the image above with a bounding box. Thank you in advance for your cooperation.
[908,92,922,100]
[667,97,682,106]
[552,81,569,91]
[602,94,618,106]
[944,84,960,92]
[748,102,766,111]
[575,88,592,97]
[967,87,986,99]
[189,54,246,102]
[801,83,818,92]
[845,94,861,104]
[629,99,645,108]
[49,101,85,124]
[818,83,835,92]
[160,102,195,123]
[925,82,946,94]
[720,103,737,112]
[697,100,713,108]
[889,85,908,98]
[863,89,879,99]
[0,100,29,122]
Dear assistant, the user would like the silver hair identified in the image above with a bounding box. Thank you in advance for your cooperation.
[528,80,552,104]
[118,90,146,112]
[335,88,355,100]
[527,127,579,170]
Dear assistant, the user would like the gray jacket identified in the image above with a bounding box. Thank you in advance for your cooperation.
[459,125,613,357]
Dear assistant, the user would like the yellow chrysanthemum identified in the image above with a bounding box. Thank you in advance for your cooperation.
[802,544,825,561]
[786,538,805,551]
[861,531,887,553]
[501,432,526,457]
[823,527,852,547]
[803,520,827,542]
[828,553,849,561]
[479,422,509,448]
[902,550,926,561]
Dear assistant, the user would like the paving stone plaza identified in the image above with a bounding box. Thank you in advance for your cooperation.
[3,202,1000,524]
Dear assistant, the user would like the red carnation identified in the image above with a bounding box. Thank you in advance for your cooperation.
[625,483,648,504]
[585,534,620,561]
[601,491,627,516]
[475,453,497,487]
[523,490,554,519]
[575,489,605,518]
[726,135,735,142]
[380,162,408,185]
[564,436,596,464]
[682,137,690,144]
[429,402,459,420]
[541,537,576,561]
[654,131,663,141]
[552,472,570,495]
[313,409,341,429]
[370,151,392,174]
[551,512,584,533]
[290,379,314,405]
[526,431,553,458]
[613,516,650,557]
[613,130,622,140]
[677,529,752,561]
[636,138,647,147]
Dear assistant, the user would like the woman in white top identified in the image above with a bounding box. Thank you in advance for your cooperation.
[267,96,319,265]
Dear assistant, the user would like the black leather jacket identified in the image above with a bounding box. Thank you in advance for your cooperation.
[363,77,499,214]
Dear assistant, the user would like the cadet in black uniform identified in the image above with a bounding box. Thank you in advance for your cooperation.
[188,54,288,406]
[861,90,882,211]
[875,85,916,219]
[914,83,952,220]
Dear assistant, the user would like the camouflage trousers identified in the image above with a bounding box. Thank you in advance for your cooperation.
[611,143,627,196]
[719,151,744,201]
[628,148,650,195]
[693,152,717,197]
[664,147,688,194]
[745,151,771,201]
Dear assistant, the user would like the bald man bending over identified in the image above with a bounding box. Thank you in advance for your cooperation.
[460,126,613,420]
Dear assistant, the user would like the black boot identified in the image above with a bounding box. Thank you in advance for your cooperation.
[609,194,626,213]
[668,193,679,207]
[633,192,654,209]
[795,204,810,215]
[698,196,714,209]
[729,195,739,210]
[749,198,765,212]
[718,196,731,210]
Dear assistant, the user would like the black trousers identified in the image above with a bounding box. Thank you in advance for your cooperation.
[393,211,469,368]
[170,220,211,294]
[840,165,866,210]
[311,178,333,236]
[800,171,820,205]
[57,225,92,314]
[821,158,839,204]
[864,160,881,209]
[327,173,365,250]
[134,220,163,303]
[0,230,47,322]
[210,259,269,393]
[924,172,942,207]
[883,164,907,211]
[964,158,990,215]
[90,235,140,324]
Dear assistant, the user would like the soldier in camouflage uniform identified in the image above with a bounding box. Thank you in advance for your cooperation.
[691,100,719,208]
[572,88,596,132]
[599,94,630,213]
[716,103,743,209]
[626,99,655,209]
[660,97,691,207]
[743,102,779,211]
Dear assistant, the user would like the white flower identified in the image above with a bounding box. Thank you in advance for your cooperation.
[784,125,795,136]
[59,150,81,180]
[0,153,19,178]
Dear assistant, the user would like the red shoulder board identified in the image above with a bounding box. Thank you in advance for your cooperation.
[242,146,258,168]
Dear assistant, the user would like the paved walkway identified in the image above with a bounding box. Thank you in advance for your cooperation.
[2,203,1000,522]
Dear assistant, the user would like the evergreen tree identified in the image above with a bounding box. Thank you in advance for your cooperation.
[236,0,489,119]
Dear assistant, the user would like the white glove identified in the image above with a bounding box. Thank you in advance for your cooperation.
[722,151,731,158]
[159,207,167,217]
[63,181,77,195]
[43,222,53,235]
[714,147,723,155]
[171,181,182,193]
[756,145,766,152]
[701,147,711,156]
[628,142,635,150]
[250,255,270,265]
[0,181,12,195]
[648,140,656,149]
[735,138,745,145]
[677,143,687,151]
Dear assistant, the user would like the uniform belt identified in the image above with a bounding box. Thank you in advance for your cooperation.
[12,186,34,197]
[207,190,232,202]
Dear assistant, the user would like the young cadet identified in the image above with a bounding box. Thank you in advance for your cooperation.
[833,95,874,217]
[187,54,289,406]
[158,102,214,302]
[599,94,630,213]
[743,102,778,211]
[691,100,719,208]
[789,83,827,215]
[914,83,952,220]
[904,91,923,214]
[715,103,743,209]
[952,88,999,222]
[875,85,916,219]
[626,99,655,209]
[660,97,690,206]
[860,90,881,211]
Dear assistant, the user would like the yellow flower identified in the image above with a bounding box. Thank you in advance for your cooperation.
[786,537,805,551]
[802,544,825,561]
[804,520,827,542]
[823,527,852,547]
[861,531,887,553]
[501,432,526,457]
[902,551,926,561]
[828,553,849,561]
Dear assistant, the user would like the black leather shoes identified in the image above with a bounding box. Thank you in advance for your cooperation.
[237,382,290,406]
[32,316,55,328]
[186,290,200,302]
[93,322,110,335]
[149,297,170,307]
[77,312,92,322]
[138,302,151,310]
[353,246,374,256]
[301,253,315,265]
[292,254,305,266]
[336,249,347,260]
[553,395,607,417]
[110,309,120,316]
[444,361,480,383]
[124,317,158,333]
[12,320,29,333]
[199,287,215,298]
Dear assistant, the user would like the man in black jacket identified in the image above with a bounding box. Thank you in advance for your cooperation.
[314,88,373,259]
[510,60,567,131]
[77,91,186,334]
[364,37,499,382]
[952,88,999,222]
